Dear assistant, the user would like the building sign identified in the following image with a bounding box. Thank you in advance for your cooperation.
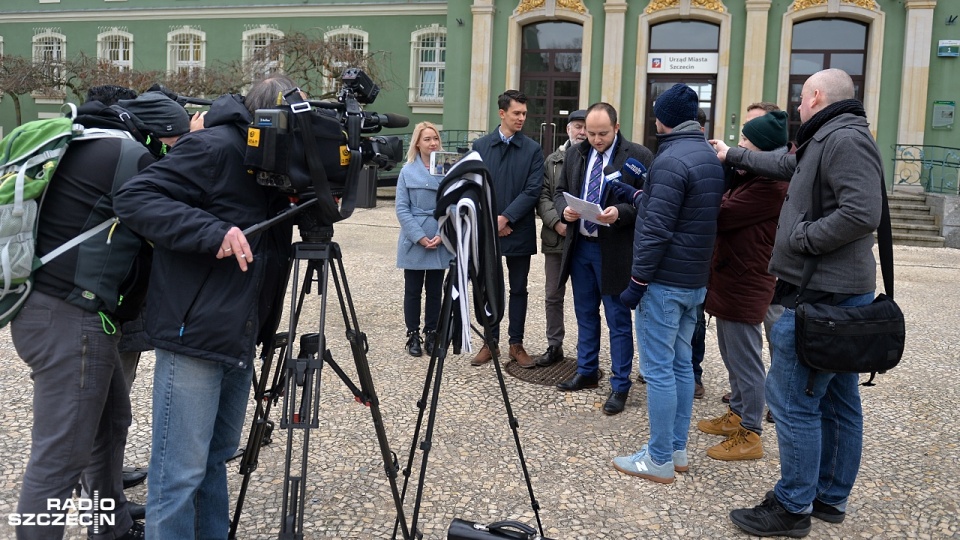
[932,101,955,129]
[938,40,960,58]
[647,52,719,74]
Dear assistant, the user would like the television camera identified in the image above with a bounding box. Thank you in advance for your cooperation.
[244,68,406,235]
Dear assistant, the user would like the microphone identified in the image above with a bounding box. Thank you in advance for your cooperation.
[364,112,410,129]
[622,157,647,182]
[603,164,621,182]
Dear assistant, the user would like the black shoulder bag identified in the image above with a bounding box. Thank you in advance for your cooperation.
[449,519,555,540]
[794,157,906,396]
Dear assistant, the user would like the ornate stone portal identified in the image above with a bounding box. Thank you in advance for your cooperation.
[516,0,586,15]
[646,0,726,14]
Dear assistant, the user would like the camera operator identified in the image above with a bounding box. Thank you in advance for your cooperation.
[114,76,297,540]
[10,92,190,540]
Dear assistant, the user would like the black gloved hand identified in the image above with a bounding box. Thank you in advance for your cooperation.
[605,180,643,206]
[619,278,648,309]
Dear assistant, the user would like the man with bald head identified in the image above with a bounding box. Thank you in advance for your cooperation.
[716,68,884,537]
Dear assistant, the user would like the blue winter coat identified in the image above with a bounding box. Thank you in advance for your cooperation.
[631,124,725,288]
[395,157,453,270]
[471,128,545,256]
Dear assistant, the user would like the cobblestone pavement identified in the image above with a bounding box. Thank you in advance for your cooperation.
[1,193,958,539]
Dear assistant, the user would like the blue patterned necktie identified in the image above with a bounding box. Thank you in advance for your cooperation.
[584,153,603,234]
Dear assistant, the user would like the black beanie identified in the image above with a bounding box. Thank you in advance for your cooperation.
[742,110,789,151]
[654,83,699,128]
[118,92,191,137]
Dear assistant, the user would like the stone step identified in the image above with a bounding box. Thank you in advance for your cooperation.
[887,191,927,203]
[891,222,942,234]
[889,202,933,214]
[889,212,937,225]
[891,233,945,248]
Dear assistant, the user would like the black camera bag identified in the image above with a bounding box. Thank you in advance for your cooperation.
[448,519,553,540]
[793,146,905,395]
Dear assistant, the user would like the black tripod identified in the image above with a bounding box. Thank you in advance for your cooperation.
[230,231,410,540]
[392,258,546,539]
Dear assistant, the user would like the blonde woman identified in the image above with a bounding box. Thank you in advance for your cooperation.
[396,122,453,357]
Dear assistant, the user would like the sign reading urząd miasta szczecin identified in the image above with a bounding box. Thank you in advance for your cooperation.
[647,53,719,74]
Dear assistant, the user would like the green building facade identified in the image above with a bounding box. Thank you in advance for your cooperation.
[1,0,958,193]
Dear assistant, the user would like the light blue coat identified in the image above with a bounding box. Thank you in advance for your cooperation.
[395,157,453,270]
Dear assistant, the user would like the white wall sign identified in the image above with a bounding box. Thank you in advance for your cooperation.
[647,52,719,74]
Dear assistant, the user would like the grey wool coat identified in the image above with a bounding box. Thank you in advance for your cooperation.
[395,157,453,270]
[725,113,883,294]
[536,140,570,256]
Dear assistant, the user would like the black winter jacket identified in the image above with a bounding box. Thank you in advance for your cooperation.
[34,104,157,320]
[115,94,292,367]
[631,125,725,288]
[555,134,654,296]
[471,128,544,256]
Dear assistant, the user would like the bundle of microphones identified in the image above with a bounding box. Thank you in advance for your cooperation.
[603,156,648,206]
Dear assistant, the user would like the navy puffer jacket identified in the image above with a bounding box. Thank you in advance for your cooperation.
[631,127,725,288]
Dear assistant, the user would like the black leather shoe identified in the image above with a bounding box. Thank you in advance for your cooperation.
[535,345,563,367]
[127,502,146,521]
[557,372,600,391]
[423,330,437,356]
[117,521,145,539]
[602,391,628,415]
[405,330,422,357]
[122,468,147,490]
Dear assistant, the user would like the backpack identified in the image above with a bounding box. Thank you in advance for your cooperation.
[0,105,123,326]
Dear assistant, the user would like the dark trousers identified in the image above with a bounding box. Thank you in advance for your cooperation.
[488,254,530,345]
[11,291,133,540]
[569,240,634,393]
[403,269,445,333]
[690,302,706,384]
[543,251,565,347]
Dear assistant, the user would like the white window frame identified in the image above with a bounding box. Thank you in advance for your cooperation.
[32,29,66,100]
[409,25,446,106]
[167,27,206,74]
[242,26,284,80]
[322,25,368,95]
[97,29,134,71]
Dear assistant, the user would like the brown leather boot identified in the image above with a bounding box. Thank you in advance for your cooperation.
[470,344,492,366]
[509,343,535,368]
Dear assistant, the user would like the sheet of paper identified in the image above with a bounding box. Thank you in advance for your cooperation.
[562,192,610,226]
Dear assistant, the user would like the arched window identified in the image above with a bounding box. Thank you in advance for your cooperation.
[323,25,368,56]
[787,19,867,139]
[322,26,368,95]
[410,25,446,104]
[242,26,284,79]
[98,29,134,71]
[32,29,66,96]
[167,27,205,74]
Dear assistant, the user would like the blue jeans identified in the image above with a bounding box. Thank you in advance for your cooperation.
[766,292,874,514]
[147,349,252,540]
[570,239,634,392]
[638,283,706,464]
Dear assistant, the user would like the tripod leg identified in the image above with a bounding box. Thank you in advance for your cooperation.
[229,332,288,539]
[278,258,328,540]
[476,314,547,537]
[325,246,412,540]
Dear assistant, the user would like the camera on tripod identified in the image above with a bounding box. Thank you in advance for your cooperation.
[243,68,405,200]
